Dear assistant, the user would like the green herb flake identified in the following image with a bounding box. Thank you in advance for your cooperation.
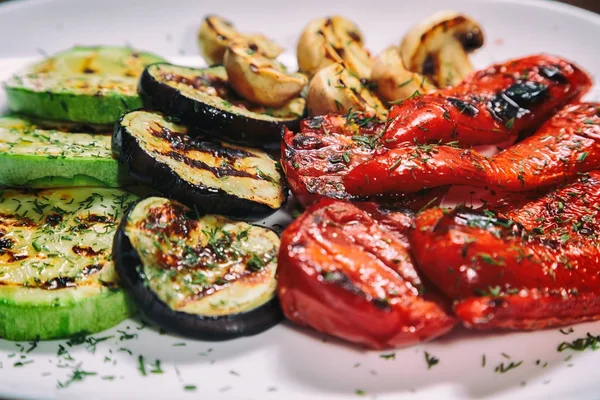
[558,332,600,352]
[494,360,523,373]
[424,351,439,369]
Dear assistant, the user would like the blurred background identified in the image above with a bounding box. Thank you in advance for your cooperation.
[559,0,599,12]
[0,0,598,12]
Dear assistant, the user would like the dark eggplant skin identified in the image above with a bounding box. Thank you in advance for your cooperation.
[112,111,287,221]
[112,200,284,341]
[138,63,304,146]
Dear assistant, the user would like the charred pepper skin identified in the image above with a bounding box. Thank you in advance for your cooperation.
[410,171,600,330]
[282,55,592,202]
[277,199,456,349]
[382,54,592,146]
[344,102,600,195]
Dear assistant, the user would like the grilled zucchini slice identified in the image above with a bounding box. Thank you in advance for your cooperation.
[114,197,282,340]
[139,63,305,145]
[4,46,165,124]
[113,110,286,219]
[0,115,129,188]
[0,188,138,341]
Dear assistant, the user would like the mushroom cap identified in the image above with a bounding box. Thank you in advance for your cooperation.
[400,10,484,87]
[198,15,238,65]
[307,62,385,117]
[224,39,308,108]
[371,46,436,103]
[198,15,283,65]
[297,16,372,79]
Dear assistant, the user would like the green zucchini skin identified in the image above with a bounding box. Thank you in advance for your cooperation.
[113,111,287,220]
[5,87,143,125]
[0,188,138,341]
[113,197,283,340]
[4,46,166,125]
[0,287,135,341]
[139,63,304,146]
[0,115,128,188]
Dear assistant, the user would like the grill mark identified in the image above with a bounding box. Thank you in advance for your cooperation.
[161,150,264,180]
[42,276,76,290]
[0,237,14,251]
[159,71,230,93]
[72,245,104,257]
[322,270,392,311]
[46,213,63,226]
[149,126,255,159]
[142,203,198,238]
[0,214,36,227]
[5,251,28,262]
[86,214,111,223]
[82,263,104,275]
[182,266,261,304]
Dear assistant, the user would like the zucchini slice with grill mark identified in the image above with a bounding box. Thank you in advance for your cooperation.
[113,197,282,340]
[4,46,166,125]
[0,115,129,188]
[0,188,138,341]
[139,63,305,145]
[113,110,286,219]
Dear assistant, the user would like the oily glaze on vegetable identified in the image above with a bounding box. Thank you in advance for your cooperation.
[410,171,600,330]
[382,54,591,146]
[344,102,600,195]
[282,55,592,202]
[114,197,282,340]
[281,113,446,207]
[278,199,456,349]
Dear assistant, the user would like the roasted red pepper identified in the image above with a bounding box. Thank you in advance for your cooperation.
[383,54,591,146]
[278,199,456,349]
[281,115,446,207]
[282,55,592,203]
[344,102,600,195]
[410,171,600,330]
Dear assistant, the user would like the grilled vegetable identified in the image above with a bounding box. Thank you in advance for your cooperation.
[113,197,282,340]
[400,11,484,87]
[344,102,600,195]
[114,110,286,219]
[278,199,456,349]
[197,15,283,65]
[0,115,128,188]
[280,113,446,207]
[381,54,592,146]
[0,188,137,341]
[224,39,307,108]
[4,46,165,124]
[139,63,305,145]
[411,171,600,330]
[297,16,372,79]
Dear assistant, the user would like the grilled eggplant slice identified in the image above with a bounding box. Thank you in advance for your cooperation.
[114,197,282,340]
[139,63,305,145]
[0,188,138,341]
[113,110,286,219]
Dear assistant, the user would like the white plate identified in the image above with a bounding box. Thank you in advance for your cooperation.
[1,0,600,399]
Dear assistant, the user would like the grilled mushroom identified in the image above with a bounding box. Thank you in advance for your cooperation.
[400,11,484,87]
[307,62,385,117]
[371,46,436,103]
[297,16,372,79]
[198,15,283,65]
[224,39,308,107]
